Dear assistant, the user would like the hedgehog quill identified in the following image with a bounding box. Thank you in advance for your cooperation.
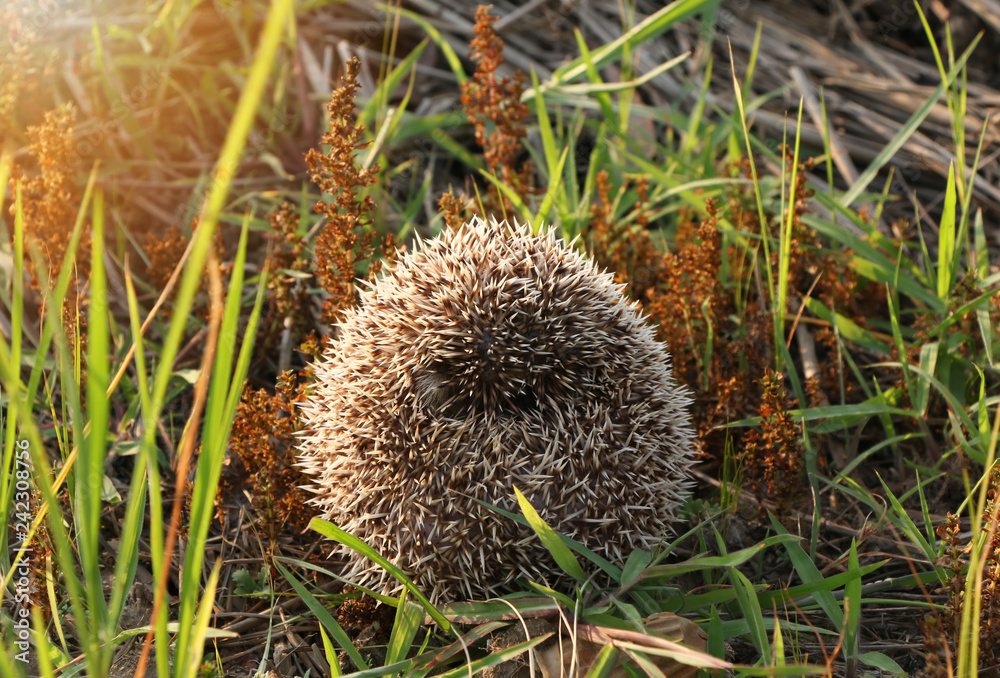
[297,216,696,601]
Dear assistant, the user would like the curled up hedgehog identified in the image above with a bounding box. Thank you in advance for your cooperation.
[297,216,696,601]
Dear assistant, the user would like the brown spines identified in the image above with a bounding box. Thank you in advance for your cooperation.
[298,216,696,601]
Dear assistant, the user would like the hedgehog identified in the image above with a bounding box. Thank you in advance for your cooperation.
[297,215,696,601]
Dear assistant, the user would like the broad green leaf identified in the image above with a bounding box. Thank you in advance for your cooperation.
[856,651,905,675]
[914,342,939,416]
[620,549,653,589]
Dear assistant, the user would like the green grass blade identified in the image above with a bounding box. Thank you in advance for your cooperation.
[529,66,560,181]
[801,298,889,354]
[409,622,508,678]
[936,162,957,301]
[108,265,152,633]
[729,42,776,358]
[725,401,915,431]
[643,534,798,581]
[310,517,451,631]
[844,540,861,661]
[0,318,90,678]
[533,146,569,226]
[572,29,617,128]
[318,624,342,678]
[386,6,466,84]
[148,0,292,419]
[902,362,981,460]
[81,188,112,669]
[274,559,370,671]
[480,168,530,220]
[839,33,980,207]
[754,561,886,611]
[0,145,12,217]
[23,166,97,419]
[533,0,716,97]
[926,284,1000,338]
[957,375,1000,677]
[157,0,293,659]
[514,486,588,582]
[776,99,804,358]
[386,590,423,666]
[182,560,229,677]
[885,277,917,414]
[767,516,841,630]
[731,568,770,659]
[803,208,942,310]
[956,115,988,265]
[584,644,620,678]
[359,38,430,129]
[177,213,265,668]
[875,473,939,568]
[832,433,924,481]
[433,634,553,678]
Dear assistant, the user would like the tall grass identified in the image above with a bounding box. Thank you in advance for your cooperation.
[0,0,290,676]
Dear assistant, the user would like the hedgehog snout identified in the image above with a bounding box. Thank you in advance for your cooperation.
[477,329,498,357]
[414,328,545,419]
